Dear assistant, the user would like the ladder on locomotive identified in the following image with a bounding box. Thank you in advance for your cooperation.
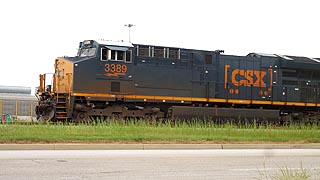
[55,93,68,121]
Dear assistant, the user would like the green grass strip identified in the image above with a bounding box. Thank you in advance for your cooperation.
[0,121,319,143]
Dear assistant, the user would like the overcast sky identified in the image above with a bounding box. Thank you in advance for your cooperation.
[0,0,319,89]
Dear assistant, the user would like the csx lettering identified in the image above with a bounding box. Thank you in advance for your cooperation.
[231,69,266,87]
[104,64,127,74]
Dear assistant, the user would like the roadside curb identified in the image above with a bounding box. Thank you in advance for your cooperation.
[0,143,320,150]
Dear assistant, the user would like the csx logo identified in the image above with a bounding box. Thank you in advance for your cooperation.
[224,65,273,95]
[231,69,266,87]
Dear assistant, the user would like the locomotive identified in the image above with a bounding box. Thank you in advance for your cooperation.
[36,39,320,123]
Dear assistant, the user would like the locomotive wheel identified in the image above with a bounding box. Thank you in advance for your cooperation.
[112,113,123,120]
[75,112,91,123]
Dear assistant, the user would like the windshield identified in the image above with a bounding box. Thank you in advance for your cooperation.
[78,48,97,57]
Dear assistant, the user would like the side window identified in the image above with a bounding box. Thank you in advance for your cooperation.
[111,50,116,60]
[101,48,132,63]
[126,50,132,63]
[154,46,165,58]
[169,48,180,59]
[117,51,125,61]
[101,48,108,60]
[137,45,150,57]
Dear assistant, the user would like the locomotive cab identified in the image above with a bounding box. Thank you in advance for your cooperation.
[36,40,134,121]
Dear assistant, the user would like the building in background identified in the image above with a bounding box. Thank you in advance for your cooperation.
[0,85,36,121]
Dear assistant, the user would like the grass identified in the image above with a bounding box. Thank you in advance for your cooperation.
[257,162,315,180]
[0,119,319,143]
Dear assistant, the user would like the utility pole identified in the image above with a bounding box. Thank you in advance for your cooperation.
[124,24,135,43]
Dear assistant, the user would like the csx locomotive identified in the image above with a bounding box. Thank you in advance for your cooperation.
[36,39,320,123]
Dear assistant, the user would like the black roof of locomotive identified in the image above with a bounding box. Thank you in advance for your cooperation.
[286,56,320,64]
[64,40,320,65]
[247,52,320,64]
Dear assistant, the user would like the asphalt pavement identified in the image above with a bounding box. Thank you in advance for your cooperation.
[0,149,320,180]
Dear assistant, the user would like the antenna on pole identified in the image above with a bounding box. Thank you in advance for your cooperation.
[124,24,135,43]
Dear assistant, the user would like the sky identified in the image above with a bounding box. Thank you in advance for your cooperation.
[0,0,319,90]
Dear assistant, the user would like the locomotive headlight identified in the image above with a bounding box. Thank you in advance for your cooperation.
[83,40,92,45]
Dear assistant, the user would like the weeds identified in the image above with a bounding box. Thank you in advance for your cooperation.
[257,162,312,180]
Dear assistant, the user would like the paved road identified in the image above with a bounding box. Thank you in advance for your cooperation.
[0,150,320,180]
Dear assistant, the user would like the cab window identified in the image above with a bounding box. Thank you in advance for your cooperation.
[101,47,132,63]
[78,48,96,57]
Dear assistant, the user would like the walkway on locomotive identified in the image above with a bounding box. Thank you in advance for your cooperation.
[46,39,320,107]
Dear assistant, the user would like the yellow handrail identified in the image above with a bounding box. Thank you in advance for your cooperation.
[0,100,2,115]
[68,73,72,108]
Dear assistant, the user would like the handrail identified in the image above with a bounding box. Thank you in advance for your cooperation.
[39,74,44,92]
[68,73,72,108]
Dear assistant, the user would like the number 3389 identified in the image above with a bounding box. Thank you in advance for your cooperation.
[104,64,127,73]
